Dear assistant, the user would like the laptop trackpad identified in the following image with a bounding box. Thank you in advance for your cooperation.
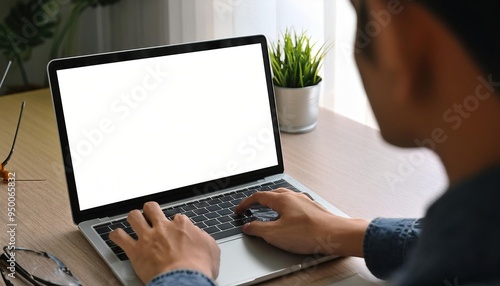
[217,236,313,286]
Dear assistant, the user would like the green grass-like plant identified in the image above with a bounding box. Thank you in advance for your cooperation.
[269,29,331,88]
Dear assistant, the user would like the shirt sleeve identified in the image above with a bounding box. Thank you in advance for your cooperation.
[363,218,422,280]
[147,269,216,286]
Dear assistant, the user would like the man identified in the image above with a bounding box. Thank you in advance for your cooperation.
[110,1,500,285]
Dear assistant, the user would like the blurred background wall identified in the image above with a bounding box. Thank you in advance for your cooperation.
[0,0,376,128]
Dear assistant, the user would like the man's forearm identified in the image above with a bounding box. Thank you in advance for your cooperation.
[147,269,216,286]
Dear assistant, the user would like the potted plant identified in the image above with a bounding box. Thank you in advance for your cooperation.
[269,29,331,133]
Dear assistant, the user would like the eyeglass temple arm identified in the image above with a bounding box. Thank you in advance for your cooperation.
[1,101,25,167]
[0,61,11,89]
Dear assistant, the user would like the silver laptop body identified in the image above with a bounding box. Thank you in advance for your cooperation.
[47,35,348,286]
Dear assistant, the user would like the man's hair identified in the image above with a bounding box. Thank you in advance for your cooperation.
[418,0,500,81]
[357,1,500,82]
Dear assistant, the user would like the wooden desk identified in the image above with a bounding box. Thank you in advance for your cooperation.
[0,89,447,285]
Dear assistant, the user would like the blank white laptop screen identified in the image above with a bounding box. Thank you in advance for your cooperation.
[56,44,278,211]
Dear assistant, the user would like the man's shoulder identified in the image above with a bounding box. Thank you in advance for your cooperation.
[393,164,500,286]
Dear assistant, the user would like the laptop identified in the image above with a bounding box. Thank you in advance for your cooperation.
[47,35,349,286]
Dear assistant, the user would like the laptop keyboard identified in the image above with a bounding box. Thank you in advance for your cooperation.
[94,179,300,261]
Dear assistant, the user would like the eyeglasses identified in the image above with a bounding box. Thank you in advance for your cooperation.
[0,246,81,286]
[1,60,25,182]
[0,101,25,181]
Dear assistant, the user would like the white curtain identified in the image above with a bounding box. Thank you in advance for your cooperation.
[84,0,378,128]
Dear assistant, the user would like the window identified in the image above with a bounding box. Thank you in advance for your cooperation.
[82,0,378,128]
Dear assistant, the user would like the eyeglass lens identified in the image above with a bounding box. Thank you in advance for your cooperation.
[15,250,80,286]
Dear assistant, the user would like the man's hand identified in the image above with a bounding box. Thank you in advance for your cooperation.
[109,202,220,284]
[235,189,369,257]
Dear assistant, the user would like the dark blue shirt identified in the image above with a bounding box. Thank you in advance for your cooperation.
[365,164,500,285]
[147,270,216,286]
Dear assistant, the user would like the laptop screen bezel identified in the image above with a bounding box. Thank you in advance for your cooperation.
[47,35,284,224]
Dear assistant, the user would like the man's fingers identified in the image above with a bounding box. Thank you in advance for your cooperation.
[235,188,296,214]
[109,228,136,255]
[172,213,191,225]
[242,220,277,238]
[271,188,294,194]
[128,209,151,235]
[235,191,281,214]
[143,201,168,226]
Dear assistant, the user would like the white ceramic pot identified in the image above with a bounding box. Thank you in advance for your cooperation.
[274,82,321,133]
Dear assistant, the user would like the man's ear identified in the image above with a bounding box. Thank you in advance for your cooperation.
[372,1,436,105]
